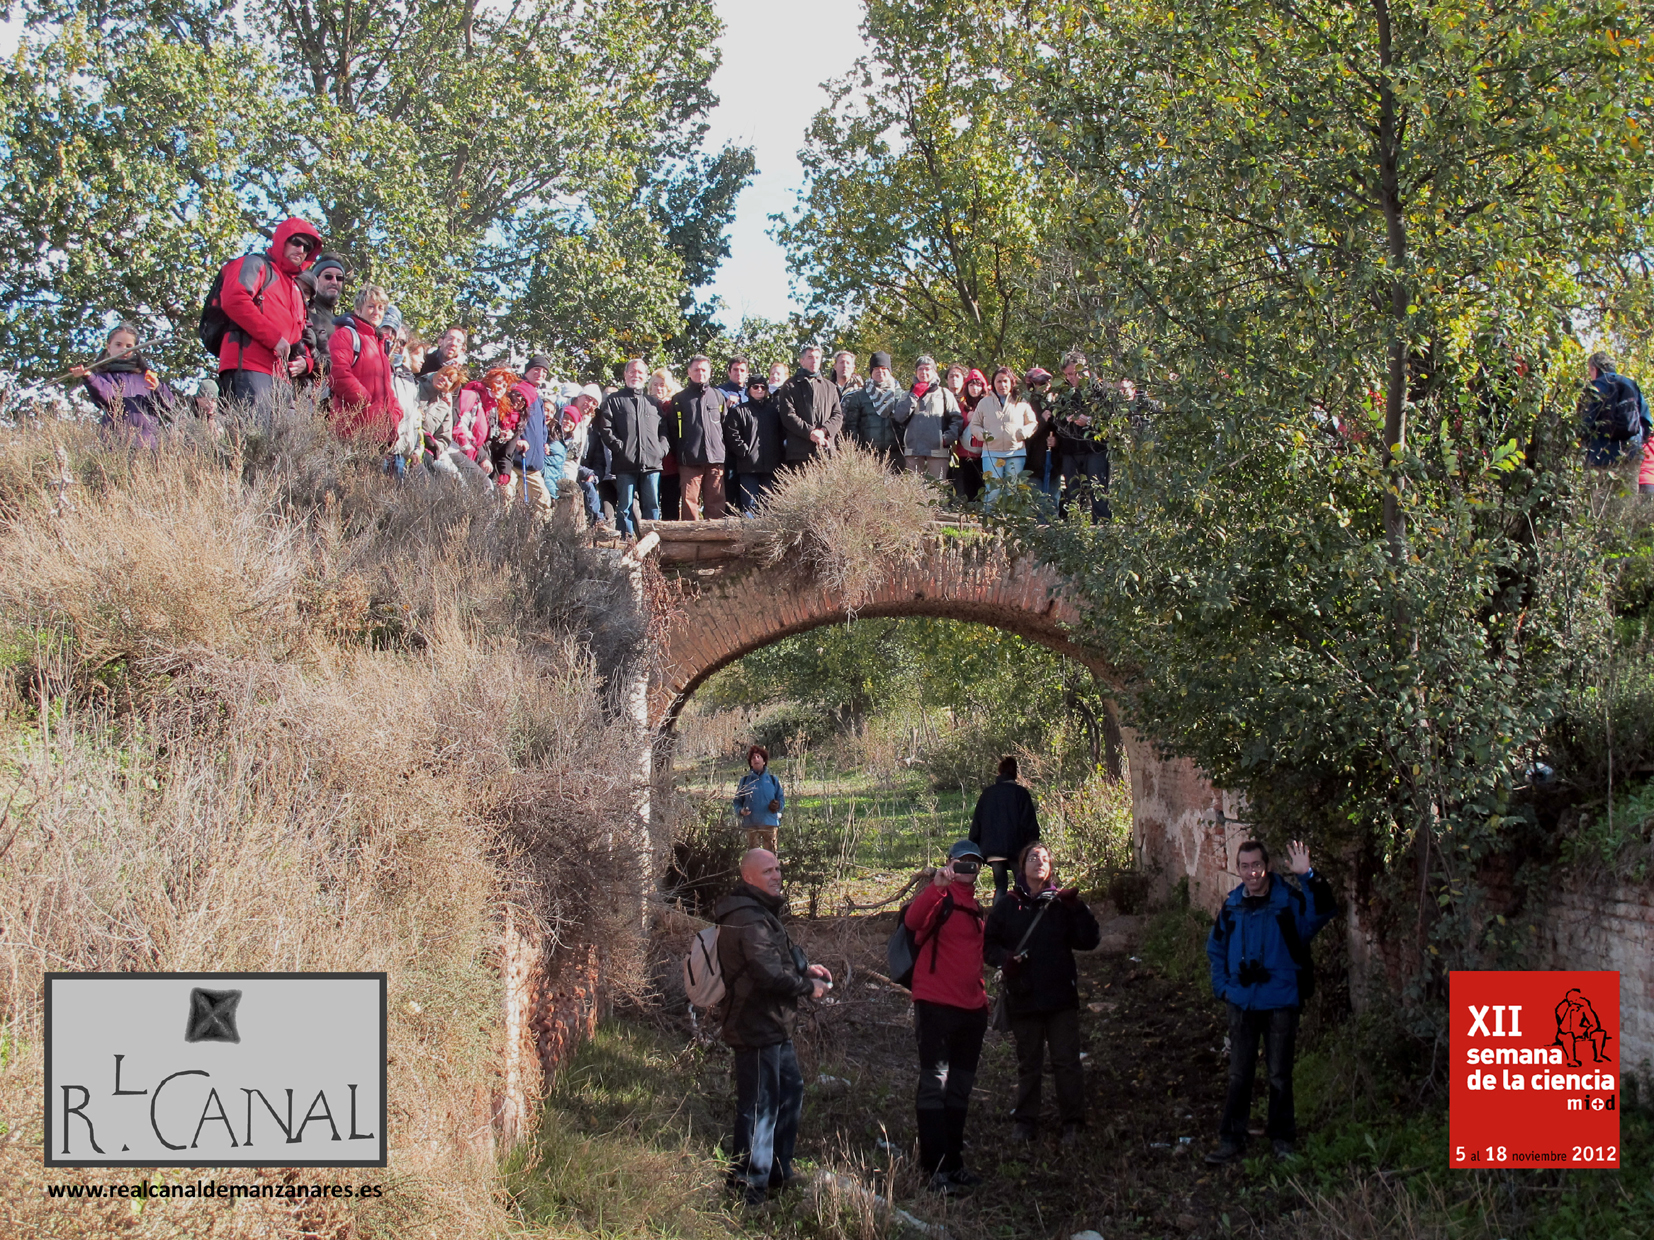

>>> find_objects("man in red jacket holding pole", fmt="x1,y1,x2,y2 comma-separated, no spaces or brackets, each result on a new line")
215,217,323,406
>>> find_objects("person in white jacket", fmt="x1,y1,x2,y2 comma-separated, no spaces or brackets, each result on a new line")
970,366,1039,507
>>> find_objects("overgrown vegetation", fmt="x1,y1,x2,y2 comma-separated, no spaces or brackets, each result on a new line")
752,443,938,612
0,403,650,1238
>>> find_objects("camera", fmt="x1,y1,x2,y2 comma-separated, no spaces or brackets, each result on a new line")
1237,959,1272,987
950,860,981,877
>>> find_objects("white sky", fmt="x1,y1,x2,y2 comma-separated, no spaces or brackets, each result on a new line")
700,0,868,327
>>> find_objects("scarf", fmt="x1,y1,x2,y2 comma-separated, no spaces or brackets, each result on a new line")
865,376,900,420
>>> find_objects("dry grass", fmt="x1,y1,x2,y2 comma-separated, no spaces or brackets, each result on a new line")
0,404,653,1238
752,444,937,612
1267,1173,1511,1240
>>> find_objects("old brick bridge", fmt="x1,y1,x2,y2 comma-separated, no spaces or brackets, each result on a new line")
495,517,1654,1141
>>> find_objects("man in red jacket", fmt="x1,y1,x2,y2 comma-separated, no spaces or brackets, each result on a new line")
903,839,991,1193
216,216,323,405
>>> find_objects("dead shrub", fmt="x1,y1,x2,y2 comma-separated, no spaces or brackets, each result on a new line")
0,403,654,1239
752,442,937,611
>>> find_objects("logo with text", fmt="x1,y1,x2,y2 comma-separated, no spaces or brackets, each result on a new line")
46,973,386,1168
1449,970,1618,1169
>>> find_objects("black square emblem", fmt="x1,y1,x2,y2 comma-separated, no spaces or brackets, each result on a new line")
185,988,242,1043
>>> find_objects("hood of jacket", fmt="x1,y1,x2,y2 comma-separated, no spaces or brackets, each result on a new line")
270,217,323,277
714,881,787,922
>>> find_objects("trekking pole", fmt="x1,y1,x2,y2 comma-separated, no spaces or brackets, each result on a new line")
40,324,191,387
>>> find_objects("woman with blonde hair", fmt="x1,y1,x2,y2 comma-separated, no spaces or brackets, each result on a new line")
648,367,683,521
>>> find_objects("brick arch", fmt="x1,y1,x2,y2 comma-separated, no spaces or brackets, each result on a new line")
649,532,1116,731
639,520,1239,925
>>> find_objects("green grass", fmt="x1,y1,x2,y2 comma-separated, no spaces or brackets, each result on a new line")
504,1022,738,1238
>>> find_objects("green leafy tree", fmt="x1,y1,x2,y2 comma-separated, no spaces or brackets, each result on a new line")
0,0,743,379
1004,0,1654,995
775,0,1064,368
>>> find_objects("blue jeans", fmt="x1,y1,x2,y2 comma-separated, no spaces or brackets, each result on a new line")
736,471,777,516
730,1041,804,1191
612,470,660,537
983,450,1026,508
577,468,602,524
219,368,275,409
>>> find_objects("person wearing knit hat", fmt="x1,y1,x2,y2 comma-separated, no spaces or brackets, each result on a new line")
297,252,347,387
524,353,553,384
843,350,903,470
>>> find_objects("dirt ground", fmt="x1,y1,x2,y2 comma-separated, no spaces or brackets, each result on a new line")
657,900,1250,1240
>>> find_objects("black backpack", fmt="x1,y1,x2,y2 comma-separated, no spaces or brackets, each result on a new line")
199,254,273,359
887,891,983,987
1587,374,1642,442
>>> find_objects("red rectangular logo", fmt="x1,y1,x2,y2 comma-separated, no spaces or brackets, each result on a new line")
1449,971,1619,1169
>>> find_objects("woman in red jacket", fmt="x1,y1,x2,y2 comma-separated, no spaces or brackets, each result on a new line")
903,839,990,1193
328,285,399,446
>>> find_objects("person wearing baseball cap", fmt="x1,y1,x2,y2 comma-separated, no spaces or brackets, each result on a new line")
1024,367,1060,503
903,838,991,1193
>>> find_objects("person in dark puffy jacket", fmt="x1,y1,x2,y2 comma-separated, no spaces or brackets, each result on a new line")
714,849,832,1208
594,357,667,537
903,839,991,1194
327,284,399,446
1579,350,1650,469
724,376,786,515
666,354,728,518
215,216,321,406
968,755,1040,902
1204,838,1337,1164
983,842,1100,1144
75,321,180,449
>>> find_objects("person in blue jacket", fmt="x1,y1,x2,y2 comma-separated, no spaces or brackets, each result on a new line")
1204,838,1337,1164
734,744,785,852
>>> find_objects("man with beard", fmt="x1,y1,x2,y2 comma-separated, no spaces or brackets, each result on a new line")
296,252,347,387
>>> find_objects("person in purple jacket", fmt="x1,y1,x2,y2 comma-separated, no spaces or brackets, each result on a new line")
72,321,179,448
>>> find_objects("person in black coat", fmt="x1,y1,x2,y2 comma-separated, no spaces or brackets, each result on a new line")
724,376,787,515
983,841,1101,1144
594,357,668,537
968,756,1040,902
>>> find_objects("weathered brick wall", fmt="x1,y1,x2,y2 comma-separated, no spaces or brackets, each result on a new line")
1123,729,1249,912
496,912,603,1147
1538,882,1654,1075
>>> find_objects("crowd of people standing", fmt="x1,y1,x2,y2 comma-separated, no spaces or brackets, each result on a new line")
711,755,1337,1206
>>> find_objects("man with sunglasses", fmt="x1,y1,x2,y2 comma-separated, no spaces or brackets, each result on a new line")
214,216,324,406
724,374,785,515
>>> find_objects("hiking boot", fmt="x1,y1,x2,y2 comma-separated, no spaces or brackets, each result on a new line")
1272,1139,1297,1160
768,1169,803,1192
1204,1142,1243,1166
740,1185,768,1210
925,1171,957,1194
1010,1121,1036,1142
1060,1122,1083,1147
947,1166,983,1189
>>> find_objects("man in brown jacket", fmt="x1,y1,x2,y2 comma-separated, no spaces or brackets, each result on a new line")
713,849,833,1206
